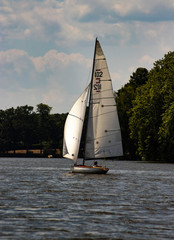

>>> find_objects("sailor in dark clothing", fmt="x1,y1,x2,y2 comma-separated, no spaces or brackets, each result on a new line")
93,161,98,167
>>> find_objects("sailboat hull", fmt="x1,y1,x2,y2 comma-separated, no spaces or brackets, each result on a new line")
72,165,109,174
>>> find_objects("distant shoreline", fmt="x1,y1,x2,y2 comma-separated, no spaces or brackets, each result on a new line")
0,149,62,158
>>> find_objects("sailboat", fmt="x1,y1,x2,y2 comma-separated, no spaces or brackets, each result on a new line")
63,38,123,174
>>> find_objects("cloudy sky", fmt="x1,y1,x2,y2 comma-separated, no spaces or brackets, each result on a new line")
1,0,174,113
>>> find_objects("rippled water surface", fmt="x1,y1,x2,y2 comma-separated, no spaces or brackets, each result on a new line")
0,158,174,239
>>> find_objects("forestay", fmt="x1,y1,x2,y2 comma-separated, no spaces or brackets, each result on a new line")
85,40,123,159
63,85,90,163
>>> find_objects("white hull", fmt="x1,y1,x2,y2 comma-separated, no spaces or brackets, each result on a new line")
72,165,109,174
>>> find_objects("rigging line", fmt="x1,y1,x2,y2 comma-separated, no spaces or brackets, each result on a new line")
101,104,116,107
94,65,109,69
86,132,120,141
91,102,100,104
69,113,84,122
105,129,121,132
100,79,111,81
91,96,115,100
88,110,117,118
90,102,116,107
92,94,115,98
95,57,106,61
85,67,92,88
86,142,122,151
92,88,115,95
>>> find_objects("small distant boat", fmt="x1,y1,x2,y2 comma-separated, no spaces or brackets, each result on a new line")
63,38,123,174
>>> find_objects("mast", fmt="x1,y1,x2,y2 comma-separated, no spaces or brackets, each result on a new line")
88,37,98,103
83,38,98,163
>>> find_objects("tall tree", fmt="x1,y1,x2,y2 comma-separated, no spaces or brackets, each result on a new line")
36,103,52,145
116,68,148,159
14,105,38,152
36,103,52,116
129,52,174,161
0,108,17,153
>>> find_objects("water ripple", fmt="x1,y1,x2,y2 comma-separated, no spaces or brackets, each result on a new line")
0,158,174,239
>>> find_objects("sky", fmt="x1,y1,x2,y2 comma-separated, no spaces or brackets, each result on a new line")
1,0,174,114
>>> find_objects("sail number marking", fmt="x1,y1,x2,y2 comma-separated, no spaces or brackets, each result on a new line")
94,69,103,92
94,83,102,92
95,71,103,78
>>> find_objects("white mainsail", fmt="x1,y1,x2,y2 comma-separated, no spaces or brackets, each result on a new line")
85,39,123,159
63,85,90,163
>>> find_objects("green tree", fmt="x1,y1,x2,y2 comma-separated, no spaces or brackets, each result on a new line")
0,108,17,153
36,103,52,115
0,104,68,156
13,105,38,152
129,52,174,161
158,103,174,161
36,103,52,146
36,103,66,155
116,68,148,159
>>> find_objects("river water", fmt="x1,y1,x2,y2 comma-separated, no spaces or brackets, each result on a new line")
0,158,174,240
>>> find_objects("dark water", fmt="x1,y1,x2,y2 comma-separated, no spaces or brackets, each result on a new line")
0,158,174,240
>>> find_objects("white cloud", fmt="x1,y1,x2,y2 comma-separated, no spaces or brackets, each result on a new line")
111,71,122,90
0,49,33,75
138,55,155,67
160,43,172,53
0,48,91,112
129,66,136,75
1,0,174,112
112,0,174,17
31,50,91,72
128,55,155,78
1,0,174,46
0,0,63,41
64,0,91,19
113,0,140,16
24,28,31,36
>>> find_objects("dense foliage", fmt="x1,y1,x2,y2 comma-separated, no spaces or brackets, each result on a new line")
1,51,174,161
0,104,67,156
116,52,174,162
116,68,148,159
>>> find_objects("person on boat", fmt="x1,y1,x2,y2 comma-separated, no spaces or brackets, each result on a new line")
93,161,98,167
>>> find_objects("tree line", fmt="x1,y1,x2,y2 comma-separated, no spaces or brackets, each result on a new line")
0,51,174,161
116,51,174,162
0,103,67,157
